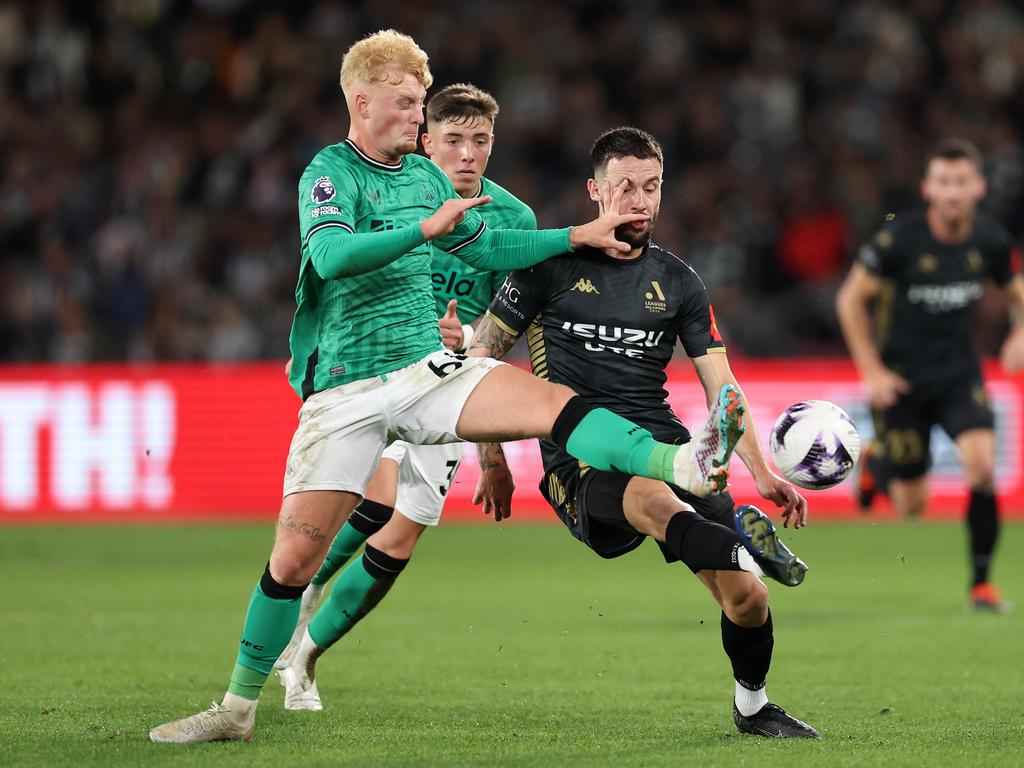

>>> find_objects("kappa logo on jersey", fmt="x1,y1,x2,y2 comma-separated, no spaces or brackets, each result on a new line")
421,184,438,204
561,322,665,358
311,176,336,204
644,280,667,312
570,278,600,294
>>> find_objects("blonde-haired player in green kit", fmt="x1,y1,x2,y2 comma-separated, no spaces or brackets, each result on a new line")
273,83,531,710
149,30,745,744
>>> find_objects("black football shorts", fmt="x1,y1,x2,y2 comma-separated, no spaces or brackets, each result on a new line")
540,467,735,570
872,370,994,480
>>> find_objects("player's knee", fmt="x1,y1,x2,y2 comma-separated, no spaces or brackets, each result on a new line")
367,516,425,559
267,548,319,587
623,478,681,539
724,576,768,626
965,460,995,491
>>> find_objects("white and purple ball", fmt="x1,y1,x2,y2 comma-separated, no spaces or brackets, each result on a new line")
769,400,861,490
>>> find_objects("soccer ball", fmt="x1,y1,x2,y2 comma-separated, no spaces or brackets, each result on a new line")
769,400,861,490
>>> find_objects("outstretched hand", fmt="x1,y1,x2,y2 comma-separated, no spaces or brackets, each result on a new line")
755,470,809,528
421,196,492,241
570,179,648,253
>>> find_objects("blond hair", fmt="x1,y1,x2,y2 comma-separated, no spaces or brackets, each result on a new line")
340,29,433,95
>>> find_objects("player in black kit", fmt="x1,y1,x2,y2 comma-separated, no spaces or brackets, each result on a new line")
470,127,819,738
836,139,1024,612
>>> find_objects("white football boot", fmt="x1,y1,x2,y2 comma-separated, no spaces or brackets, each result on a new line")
278,629,324,711
274,582,325,670
149,696,256,744
672,383,745,497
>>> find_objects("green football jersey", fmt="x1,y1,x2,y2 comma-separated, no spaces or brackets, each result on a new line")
430,176,537,322
288,139,559,399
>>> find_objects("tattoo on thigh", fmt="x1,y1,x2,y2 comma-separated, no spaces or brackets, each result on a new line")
278,515,328,543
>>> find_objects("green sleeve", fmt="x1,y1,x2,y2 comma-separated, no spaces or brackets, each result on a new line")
445,226,572,271
308,225,427,279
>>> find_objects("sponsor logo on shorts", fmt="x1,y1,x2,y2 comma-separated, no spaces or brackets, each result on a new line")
329,365,346,376
311,176,336,204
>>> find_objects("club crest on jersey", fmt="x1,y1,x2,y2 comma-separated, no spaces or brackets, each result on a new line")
311,176,336,204
644,280,667,312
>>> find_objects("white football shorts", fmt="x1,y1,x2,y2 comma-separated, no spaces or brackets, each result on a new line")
378,440,465,526
283,349,500,499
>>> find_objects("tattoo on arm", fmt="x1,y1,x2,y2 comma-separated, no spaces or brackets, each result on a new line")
468,315,520,360
477,442,508,471
278,515,328,543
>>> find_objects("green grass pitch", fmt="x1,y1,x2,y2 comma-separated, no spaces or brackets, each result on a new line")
1,520,1021,767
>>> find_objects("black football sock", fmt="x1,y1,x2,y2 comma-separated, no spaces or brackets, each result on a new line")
664,511,745,572
721,610,774,694
966,488,999,586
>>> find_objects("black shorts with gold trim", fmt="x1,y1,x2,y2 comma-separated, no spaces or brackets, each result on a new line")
540,465,735,567
872,368,994,480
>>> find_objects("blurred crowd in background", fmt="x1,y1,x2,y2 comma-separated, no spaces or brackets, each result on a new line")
2,0,1023,364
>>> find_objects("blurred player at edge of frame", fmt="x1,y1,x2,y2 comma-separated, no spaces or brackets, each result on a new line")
836,138,1024,612
149,30,744,744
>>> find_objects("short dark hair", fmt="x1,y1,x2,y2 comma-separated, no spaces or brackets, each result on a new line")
926,138,983,172
591,127,664,172
426,83,499,127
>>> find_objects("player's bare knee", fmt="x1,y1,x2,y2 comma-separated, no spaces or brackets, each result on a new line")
725,577,769,626
268,545,322,586
367,516,424,559
623,478,683,539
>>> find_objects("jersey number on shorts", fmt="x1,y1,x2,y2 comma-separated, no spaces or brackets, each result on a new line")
428,351,467,378
439,459,459,497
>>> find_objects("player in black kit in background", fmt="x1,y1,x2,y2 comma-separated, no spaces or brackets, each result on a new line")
470,127,819,738
836,139,1024,612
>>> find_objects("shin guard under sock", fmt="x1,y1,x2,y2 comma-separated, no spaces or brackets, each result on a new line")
228,564,308,699
310,500,394,587
307,544,408,650
664,511,745,572
721,610,774,693
551,396,678,482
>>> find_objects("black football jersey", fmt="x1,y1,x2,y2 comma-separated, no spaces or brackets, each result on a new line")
857,208,1019,382
486,243,725,482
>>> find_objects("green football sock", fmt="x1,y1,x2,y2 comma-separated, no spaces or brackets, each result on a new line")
227,572,305,700
308,544,408,649
562,406,678,482
311,500,395,586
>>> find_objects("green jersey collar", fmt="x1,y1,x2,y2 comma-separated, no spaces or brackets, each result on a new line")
343,139,404,172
